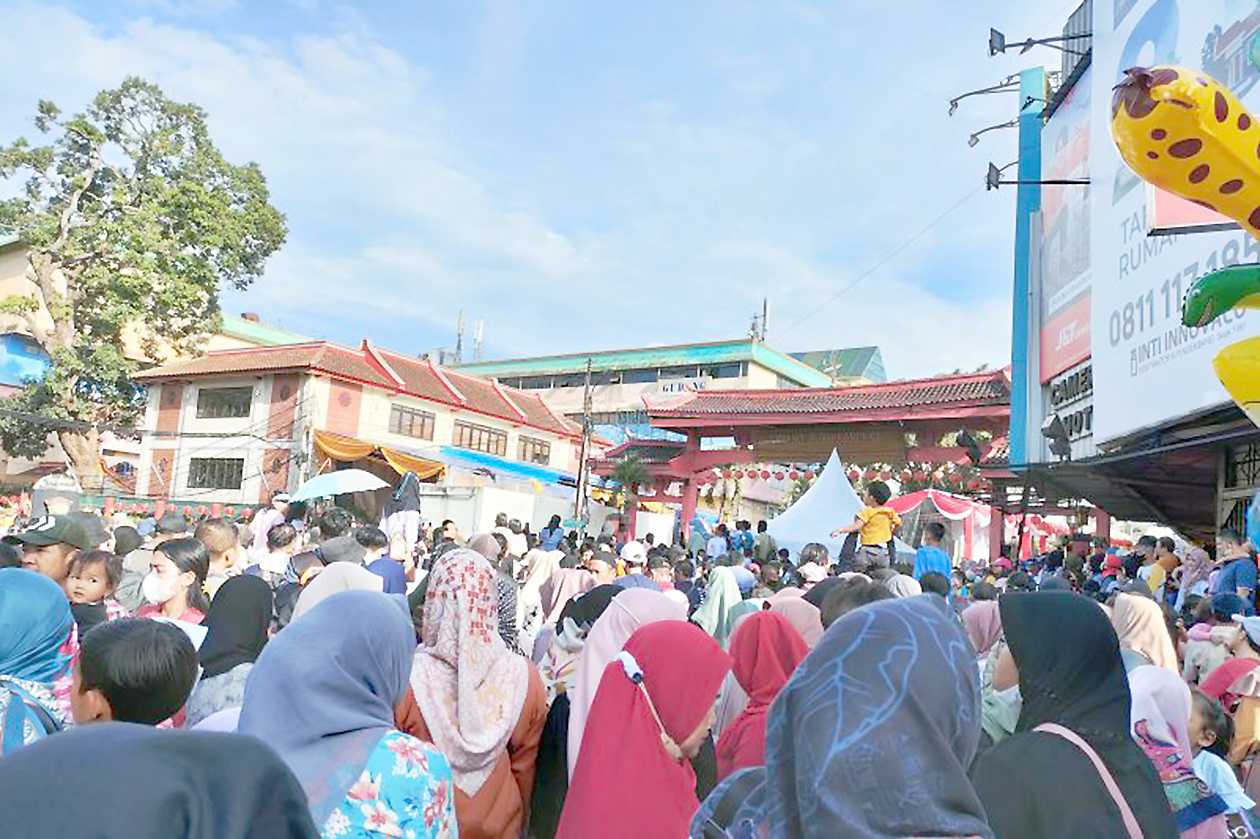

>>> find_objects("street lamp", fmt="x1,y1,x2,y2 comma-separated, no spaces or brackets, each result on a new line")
990,27,1090,57
986,160,1090,190
948,75,1020,115
968,119,1018,147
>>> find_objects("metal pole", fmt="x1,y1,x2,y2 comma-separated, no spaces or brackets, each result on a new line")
573,358,593,532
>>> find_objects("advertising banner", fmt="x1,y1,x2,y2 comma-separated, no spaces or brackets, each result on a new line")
1089,0,1260,443
1040,67,1093,383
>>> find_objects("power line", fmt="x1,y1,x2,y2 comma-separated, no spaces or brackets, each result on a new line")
785,184,984,331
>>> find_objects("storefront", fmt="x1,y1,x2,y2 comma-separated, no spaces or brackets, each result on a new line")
1003,0,1260,542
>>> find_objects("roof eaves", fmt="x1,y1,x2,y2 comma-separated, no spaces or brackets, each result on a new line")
491,379,528,421
426,358,466,404
360,339,405,389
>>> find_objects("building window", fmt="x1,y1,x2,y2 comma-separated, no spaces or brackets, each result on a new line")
518,376,553,390
187,457,245,490
453,421,507,456
704,362,744,379
389,404,435,440
659,365,700,380
518,435,551,465
621,368,658,384
195,386,253,419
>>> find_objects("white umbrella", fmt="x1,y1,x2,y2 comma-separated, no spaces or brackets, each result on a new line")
290,469,390,503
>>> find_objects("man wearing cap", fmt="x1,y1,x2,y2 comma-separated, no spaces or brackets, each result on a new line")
1212,528,1256,615
248,491,290,564
7,512,107,584
114,512,190,612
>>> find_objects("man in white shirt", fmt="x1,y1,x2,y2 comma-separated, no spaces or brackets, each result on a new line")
706,524,731,560
248,491,290,563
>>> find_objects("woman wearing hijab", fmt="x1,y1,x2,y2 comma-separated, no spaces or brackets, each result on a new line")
530,568,596,664
404,549,546,839
1112,591,1180,673
0,568,72,756
971,592,1178,838
695,595,993,838
692,565,744,648
529,583,623,839
715,611,809,780
1176,548,1214,613
0,724,320,838
884,573,923,598
240,590,455,837
566,587,687,777
185,576,274,728
1128,665,1228,837
380,471,423,559
558,620,731,839
290,562,382,623
962,600,1004,660
766,589,824,648
519,550,564,650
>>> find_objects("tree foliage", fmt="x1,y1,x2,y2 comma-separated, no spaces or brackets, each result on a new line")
0,78,286,477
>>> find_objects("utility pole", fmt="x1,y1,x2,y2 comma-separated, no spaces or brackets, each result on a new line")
573,357,594,531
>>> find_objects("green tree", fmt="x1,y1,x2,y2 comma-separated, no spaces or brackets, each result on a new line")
610,455,650,512
0,78,286,483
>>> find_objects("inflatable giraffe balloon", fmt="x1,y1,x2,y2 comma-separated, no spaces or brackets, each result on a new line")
1110,65,1260,428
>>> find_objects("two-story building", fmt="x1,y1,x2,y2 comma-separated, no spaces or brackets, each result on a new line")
132,339,586,513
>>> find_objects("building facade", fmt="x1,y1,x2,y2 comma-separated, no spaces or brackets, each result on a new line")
133,340,585,506
1000,0,1260,542
455,338,838,431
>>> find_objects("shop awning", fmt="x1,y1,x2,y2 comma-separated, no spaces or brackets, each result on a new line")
313,430,445,480
434,445,576,487
889,489,992,526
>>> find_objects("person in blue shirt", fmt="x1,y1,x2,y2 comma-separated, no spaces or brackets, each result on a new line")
1211,527,1257,616
538,515,566,551
913,522,952,581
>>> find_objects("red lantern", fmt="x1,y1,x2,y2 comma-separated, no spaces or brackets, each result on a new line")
967,479,980,490
225,506,236,518
182,505,192,517
847,468,860,482
804,471,815,480
864,470,876,482
240,508,254,520
197,505,208,516
733,470,744,479
788,470,799,481
774,471,784,480
760,470,771,480
722,470,732,479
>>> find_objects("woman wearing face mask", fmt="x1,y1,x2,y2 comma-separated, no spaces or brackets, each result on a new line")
135,538,210,624
971,592,1177,838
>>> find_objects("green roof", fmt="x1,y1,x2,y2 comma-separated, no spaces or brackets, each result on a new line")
456,338,832,387
219,314,311,346
790,346,886,382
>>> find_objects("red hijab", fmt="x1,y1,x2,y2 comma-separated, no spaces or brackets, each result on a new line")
1199,656,1260,707
714,611,809,780
557,620,731,839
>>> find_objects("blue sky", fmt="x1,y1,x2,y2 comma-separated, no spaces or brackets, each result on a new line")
0,0,1083,378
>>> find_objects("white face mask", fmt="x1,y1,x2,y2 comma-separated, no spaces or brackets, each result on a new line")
141,572,177,605
991,683,1022,710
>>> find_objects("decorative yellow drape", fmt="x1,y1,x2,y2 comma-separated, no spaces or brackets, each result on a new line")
313,430,445,480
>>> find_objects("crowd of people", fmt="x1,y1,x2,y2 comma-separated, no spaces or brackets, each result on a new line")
1,475,1260,838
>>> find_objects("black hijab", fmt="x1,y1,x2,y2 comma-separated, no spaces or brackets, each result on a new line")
971,592,1177,839
0,723,318,838
557,583,622,630
801,576,842,609
198,575,274,679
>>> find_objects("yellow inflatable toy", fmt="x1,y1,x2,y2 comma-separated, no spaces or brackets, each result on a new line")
1110,65,1260,427
1214,337,1260,427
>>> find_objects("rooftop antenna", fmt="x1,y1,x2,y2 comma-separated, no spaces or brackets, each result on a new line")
454,310,465,364
761,297,769,341
473,319,484,361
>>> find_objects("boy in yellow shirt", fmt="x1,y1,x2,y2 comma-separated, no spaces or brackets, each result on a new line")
831,481,901,571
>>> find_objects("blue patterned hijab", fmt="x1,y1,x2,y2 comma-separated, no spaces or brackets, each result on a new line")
238,590,415,826
693,594,992,838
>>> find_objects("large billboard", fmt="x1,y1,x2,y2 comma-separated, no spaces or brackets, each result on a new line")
1040,66,1093,384
1089,0,1260,443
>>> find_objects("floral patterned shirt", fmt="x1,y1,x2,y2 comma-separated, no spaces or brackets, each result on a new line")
321,730,457,839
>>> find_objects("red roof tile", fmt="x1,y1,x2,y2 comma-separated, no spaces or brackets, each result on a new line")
648,369,1010,418
136,341,580,439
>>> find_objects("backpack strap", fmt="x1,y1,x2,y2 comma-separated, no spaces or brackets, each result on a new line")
2,682,61,755
1034,723,1142,839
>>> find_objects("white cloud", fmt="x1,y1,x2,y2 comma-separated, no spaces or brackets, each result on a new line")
0,1,1033,380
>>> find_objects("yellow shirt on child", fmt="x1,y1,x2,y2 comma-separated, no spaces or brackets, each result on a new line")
857,506,901,545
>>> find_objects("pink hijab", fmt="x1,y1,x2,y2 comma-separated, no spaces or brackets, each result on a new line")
410,549,530,795
565,588,686,777
766,593,824,648
961,600,1003,657
540,568,596,624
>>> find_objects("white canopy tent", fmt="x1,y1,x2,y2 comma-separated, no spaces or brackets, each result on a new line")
767,449,914,563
